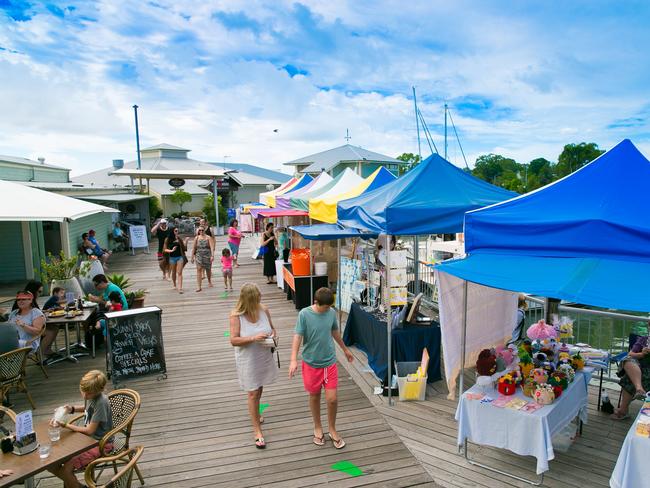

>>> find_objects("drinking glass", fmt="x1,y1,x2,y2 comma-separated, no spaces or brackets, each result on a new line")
39,443,51,459
48,427,61,442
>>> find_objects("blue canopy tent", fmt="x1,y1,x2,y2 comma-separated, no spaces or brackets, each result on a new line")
290,224,377,241
437,139,650,312
337,153,517,235
337,153,516,403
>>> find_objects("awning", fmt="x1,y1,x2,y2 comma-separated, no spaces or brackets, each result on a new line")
291,169,358,211
290,224,378,241
78,194,151,203
259,177,299,207
276,172,331,210
0,180,118,222
255,209,309,218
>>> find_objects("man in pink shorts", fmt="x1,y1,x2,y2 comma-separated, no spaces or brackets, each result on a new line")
289,287,354,449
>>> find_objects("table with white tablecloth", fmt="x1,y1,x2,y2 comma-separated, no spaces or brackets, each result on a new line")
456,369,593,475
610,408,650,488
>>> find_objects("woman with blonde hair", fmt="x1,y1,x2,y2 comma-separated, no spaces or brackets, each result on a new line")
229,283,278,449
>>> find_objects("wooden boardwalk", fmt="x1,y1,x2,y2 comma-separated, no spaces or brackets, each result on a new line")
12,237,437,487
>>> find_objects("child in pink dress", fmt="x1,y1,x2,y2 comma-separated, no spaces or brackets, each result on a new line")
221,248,234,291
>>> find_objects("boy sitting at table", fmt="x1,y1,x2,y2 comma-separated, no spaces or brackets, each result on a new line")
43,287,66,311
49,370,113,488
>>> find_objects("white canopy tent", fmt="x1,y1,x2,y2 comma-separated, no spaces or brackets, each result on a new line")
0,179,118,222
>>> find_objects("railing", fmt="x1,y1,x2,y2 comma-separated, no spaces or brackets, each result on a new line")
523,295,648,380
406,256,438,306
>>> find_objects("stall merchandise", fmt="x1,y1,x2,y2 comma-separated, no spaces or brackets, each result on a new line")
282,263,328,310
343,302,441,384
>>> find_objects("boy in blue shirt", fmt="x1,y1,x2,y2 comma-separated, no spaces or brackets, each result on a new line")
289,287,354,449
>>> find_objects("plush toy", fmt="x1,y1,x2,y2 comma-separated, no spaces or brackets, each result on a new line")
541,361,556,376
527,320,557,341
558,351,571,362
521,339,532,355
572,352,585,370
519,353,534,378
557,363,576,383
540,347,555,362
476,349,497,376
497,374,517,395
530,367,548,385
549,371,569,390
533,352,547,368
534,383,555,405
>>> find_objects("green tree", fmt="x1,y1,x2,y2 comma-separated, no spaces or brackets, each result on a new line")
169,189,192,215
472,154,521,185
396,152,421,175
556,142,604,178
148,195,163,220
202,194,227,227
525,157,554,191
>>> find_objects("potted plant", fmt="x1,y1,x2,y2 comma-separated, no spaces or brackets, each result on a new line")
130,289,146,309
107,274,146,308
40,251,83,298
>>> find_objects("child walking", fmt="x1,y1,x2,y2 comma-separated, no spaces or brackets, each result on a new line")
221,248,234,291
49,370,113,488
289,287,354,449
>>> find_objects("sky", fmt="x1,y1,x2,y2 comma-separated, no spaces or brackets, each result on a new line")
0,0,649,176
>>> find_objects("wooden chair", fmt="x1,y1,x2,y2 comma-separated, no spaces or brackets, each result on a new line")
85,445,144,488
0,347,35,409
0,405,17,422
70,389,144,485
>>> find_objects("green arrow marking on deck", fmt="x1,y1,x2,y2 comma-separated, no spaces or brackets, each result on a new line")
223,332,230,337
220,291,229,298
331,461,363,477
259,403,269,414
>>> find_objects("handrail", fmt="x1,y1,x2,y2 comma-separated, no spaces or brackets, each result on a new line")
525,294,648,322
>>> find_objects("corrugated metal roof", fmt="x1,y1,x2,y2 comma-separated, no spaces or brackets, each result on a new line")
141,144,190,152
284,144,402,173
0,155,70,171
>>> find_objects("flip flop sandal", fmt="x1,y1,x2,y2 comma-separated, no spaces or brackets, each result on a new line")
259,416,264,424
313,435,325,446
610,412,630,420
255,437,266,449
328,433,346,449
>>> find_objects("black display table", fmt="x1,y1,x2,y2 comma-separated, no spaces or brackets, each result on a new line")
343,302,441,384
282,263,329,309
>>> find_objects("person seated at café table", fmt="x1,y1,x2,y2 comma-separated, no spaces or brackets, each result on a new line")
48,370,113,488
88,274,128,310
7,291,45,353
82,231,110,268
611,333,650,420
43,286,66,311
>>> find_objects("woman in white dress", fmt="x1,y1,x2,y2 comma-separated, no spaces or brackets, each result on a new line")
229,283,278,449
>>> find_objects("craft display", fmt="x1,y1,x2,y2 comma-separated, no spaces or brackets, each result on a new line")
530,368,548,385
571,352,585,370
557,317,574,340
521,339,532,355
476,375,494,394
527,320,557,340
497,374,517,395
519,353,534,378
557,363,576,383
476,349,497,376
534,383,555,405
549,371,569,391
552,385,563,399
522,378,537,397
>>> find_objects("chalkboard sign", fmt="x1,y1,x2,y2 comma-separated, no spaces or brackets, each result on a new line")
105,306,167,385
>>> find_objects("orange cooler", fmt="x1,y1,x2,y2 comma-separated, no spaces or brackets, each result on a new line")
291,248,311,276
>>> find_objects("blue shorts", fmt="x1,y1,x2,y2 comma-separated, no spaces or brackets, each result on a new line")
169,256,183,264
228,242,240,255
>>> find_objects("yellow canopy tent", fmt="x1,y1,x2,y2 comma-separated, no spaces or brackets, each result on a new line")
308,167,397,223
259,177,298,207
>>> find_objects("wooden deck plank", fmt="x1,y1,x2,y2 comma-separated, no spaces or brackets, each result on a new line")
9,237,435,487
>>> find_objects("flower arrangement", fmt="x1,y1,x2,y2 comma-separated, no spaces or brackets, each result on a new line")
530,368,548,385
522,378,537,397
557,363,576,383
527,320,557,341
548,371,569,391
534,383,555,405
497,374,517,395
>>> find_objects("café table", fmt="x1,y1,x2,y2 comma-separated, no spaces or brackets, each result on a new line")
0,419,97,488
46,309,94,364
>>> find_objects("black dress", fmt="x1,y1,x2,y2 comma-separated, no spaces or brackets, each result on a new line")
262,232,276,278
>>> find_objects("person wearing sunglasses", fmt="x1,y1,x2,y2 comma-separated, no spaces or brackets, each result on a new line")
191,226,215,292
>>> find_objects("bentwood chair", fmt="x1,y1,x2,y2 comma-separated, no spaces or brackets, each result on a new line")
0,347,35,409
26,326,49,378
70,389,144,485
85,446,144,488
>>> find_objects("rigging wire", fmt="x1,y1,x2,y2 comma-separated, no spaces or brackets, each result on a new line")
447,109,470,170
417,108,439,156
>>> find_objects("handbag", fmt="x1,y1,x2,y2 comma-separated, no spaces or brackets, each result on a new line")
258,245,267,256
270,336,280,368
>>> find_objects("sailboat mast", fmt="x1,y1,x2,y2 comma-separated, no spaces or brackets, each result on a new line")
444,103,448,160
413,86,421,161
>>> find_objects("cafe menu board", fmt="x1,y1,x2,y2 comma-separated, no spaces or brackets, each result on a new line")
105,306,166,384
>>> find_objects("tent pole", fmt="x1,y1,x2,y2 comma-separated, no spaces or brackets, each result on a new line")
309,218,313,305
337,239,342,326
213,177,220,234
414,235,420,295
459,279,468,398
386,235,393,406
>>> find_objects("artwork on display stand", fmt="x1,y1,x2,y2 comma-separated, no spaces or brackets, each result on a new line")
388,250,408,306
338,256,362,313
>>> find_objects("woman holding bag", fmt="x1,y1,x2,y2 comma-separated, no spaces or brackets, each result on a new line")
260,222,278,284
230,283,279,449
164,226,188,294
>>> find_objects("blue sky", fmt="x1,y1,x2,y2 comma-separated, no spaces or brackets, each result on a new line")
0,0,649,174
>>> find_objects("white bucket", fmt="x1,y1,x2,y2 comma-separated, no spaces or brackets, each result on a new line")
314,262,327,276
